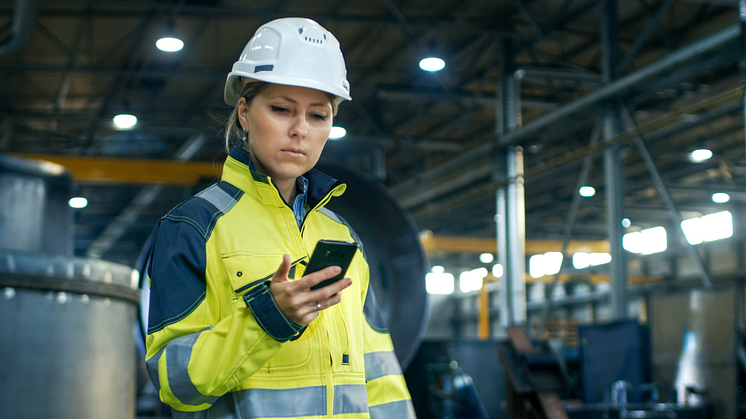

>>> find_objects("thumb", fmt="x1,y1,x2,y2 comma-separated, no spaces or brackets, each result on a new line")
272,254,292,283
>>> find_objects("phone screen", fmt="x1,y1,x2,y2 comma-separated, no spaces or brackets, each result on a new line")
306,240,358,290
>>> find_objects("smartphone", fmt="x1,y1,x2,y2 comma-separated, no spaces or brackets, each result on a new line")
306,240,358,290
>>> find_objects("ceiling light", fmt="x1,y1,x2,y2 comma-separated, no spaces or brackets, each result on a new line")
419,57,445,72
712,192,730,203
479,253,494,263
328,126,346,139
156,37,184,52
69,197,88,209
622,218,631,228
579,186,595,197
690,148,712,162
113,114,137,129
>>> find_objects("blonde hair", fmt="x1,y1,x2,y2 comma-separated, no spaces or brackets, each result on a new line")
223,79,340,153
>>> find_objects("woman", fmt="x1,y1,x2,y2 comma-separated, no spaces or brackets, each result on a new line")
144,17,416,419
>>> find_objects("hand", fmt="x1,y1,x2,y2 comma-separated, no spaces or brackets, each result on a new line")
269,254,352,326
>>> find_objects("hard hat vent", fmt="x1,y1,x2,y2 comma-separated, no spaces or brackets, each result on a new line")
304,36,324,44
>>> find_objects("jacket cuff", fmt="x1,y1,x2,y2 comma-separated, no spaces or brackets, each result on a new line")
243,281,305,342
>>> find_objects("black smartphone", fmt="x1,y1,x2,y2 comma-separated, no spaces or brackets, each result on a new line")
306,240,358,290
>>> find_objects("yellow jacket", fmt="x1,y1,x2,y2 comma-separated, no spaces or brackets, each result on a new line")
145,147,415,418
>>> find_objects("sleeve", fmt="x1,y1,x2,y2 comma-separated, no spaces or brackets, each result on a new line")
143,216,297,412
361,268,418,419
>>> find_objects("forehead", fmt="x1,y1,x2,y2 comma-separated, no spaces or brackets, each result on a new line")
259,83,332,107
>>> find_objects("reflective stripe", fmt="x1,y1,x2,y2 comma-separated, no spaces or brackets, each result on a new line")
234,386,327,418
197,185,239,213
166,328,219,406
364,351,403,381
333,384,369,415
369,399,417,419
145,346,166,392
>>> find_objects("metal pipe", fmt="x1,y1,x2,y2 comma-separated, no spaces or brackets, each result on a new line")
0,0,40,56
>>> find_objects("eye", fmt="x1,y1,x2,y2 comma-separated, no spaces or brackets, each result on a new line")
312,113,328,121
271,106,289,113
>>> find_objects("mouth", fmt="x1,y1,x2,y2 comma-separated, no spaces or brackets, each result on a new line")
281,149,306,158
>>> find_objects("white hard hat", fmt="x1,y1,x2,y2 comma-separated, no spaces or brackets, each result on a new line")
224,17,351,106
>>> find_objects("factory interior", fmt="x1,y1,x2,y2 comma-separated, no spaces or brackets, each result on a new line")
3,0,746,418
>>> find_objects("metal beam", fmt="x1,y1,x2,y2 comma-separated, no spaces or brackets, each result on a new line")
11,151,221,185
420,234,610,254
390,23,742,200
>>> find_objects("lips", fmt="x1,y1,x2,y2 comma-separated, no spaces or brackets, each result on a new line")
282,149,305,158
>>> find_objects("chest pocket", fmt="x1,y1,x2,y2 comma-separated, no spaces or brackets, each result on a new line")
223,251,314,373
222,251,305,294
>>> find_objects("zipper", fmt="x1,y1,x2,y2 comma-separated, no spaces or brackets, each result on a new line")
300,184,343,236
336,304,350,366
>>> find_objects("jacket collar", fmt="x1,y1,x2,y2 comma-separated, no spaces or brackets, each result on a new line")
222,147,345,208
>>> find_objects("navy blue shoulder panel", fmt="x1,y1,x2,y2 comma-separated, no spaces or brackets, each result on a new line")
164,182,243,241
146,182,242,334
316,207,366,260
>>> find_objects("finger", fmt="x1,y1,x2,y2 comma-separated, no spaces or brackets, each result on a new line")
272,254,292,283
311,277,352,300
320,292,344,310
303,265,342,288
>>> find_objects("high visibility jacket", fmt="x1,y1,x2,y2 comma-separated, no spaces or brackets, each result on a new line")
145,147,416,419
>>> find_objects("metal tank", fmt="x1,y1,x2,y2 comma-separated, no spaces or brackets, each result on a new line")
0,154,138,419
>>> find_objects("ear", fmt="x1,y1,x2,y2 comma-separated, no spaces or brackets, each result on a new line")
237,97,250,130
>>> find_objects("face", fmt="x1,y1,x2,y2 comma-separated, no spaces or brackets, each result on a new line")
238,84,334,185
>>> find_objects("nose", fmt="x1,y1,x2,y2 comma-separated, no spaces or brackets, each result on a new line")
290,114,308,138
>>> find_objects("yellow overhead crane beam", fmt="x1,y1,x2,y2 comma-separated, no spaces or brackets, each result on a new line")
419,231,610,254
11,153,223,186
13,153,653,283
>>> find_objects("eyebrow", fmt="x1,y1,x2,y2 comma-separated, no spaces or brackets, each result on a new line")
275,95,329,108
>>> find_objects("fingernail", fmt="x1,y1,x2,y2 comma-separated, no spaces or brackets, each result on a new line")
332,266,341,274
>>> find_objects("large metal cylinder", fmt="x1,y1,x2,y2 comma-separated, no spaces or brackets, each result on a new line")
0,155,138,419
0,155,74,256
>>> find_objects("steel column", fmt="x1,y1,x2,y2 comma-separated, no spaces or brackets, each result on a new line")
601,0,628,319
497,37,527,327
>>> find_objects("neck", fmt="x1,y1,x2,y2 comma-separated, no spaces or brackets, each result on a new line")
275,179,298,206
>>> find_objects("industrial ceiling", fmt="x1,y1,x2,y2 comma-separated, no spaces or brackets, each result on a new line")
1,0,744,269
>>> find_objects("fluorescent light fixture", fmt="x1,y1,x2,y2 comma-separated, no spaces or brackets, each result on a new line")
579,186,596,197
328,126,347,139
156,37,184,52
529,252,563,278
426,271,454,294
68,197,88,209
690,148,712,162
459,268,487,293
623,226,667,255
573,252,612,269
419,57,445,72
479,253,494,263
712,192,730,203
113,114,137,129
682,211,733,244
